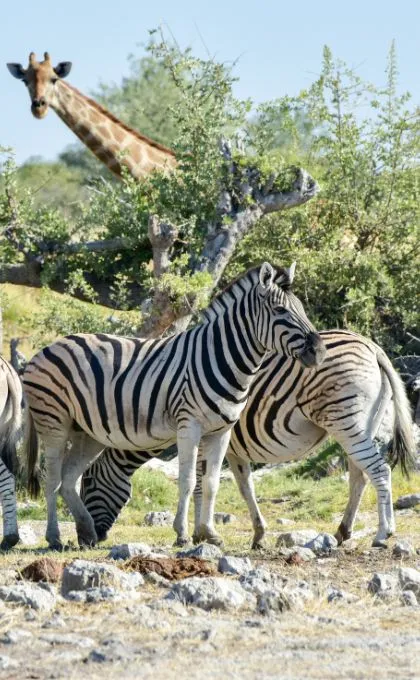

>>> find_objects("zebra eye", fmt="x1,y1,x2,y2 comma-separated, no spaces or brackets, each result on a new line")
51,78,58,84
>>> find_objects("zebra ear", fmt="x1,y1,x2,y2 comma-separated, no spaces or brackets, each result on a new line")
259,262,275,290
285,261,297,285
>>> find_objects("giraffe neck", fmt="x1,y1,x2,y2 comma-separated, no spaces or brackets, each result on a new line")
51,80,176,179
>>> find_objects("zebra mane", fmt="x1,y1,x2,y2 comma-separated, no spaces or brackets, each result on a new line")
201,263,293,322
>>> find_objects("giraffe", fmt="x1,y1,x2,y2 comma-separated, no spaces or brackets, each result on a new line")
7,52,177,180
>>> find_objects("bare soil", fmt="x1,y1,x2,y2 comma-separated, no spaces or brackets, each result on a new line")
0,519,419,680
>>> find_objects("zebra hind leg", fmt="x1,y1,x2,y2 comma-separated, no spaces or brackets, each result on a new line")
334,458,368,544
0,460,19,550
61,433,104,548
345,438,394,547
226,453,267,549
44,441,67,550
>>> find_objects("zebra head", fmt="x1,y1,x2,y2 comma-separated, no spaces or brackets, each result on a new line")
256,262,326,367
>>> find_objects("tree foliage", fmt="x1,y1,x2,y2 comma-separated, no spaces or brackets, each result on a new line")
0,38,419,354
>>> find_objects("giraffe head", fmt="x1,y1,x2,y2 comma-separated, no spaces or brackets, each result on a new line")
7,52,72,119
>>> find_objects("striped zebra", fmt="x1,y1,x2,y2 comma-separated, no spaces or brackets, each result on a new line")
80,330,416,548
23,262,325,549
0,356,24,550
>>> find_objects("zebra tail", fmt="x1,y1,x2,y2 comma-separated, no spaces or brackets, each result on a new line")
376,347,417,477
0,373,22,475
25,410,41,498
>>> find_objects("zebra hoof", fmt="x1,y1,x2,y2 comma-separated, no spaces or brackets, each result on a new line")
0,533,20,551
173,537,190,547
251,541,264,551
372,539,388,549
95,527,108,542
48,541,65,552
334,522,351,545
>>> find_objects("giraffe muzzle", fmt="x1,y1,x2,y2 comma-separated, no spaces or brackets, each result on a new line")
31,98,48,118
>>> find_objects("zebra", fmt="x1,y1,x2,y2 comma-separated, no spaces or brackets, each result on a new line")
22,262,325,550
0,356,24,550
80,330,416,548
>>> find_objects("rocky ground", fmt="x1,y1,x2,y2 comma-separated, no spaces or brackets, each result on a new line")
0,513,419,680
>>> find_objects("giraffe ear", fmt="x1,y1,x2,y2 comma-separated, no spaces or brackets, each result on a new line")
259,262,275,290
7,63,26,80
54,62,72,79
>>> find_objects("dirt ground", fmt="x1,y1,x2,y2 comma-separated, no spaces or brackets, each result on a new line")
0,519,419,680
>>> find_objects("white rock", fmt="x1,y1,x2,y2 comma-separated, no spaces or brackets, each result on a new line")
168,576,248,610
144,511,175,527
392,540,415,559
61,559,144,597
0,584,56,611
304,533,338,555
0,629,33,644
176,543,223,560
399,567,420,595
258,581,314,615
327,587,359,604
218,556,253,576
276,529,319,548
400,591,418,607
0,655,18,670
368,572,399,597
214,512,236,525
108,543,153,560
17,524,38,546
278,546,316,562
276,518,294,526
394,493,420,510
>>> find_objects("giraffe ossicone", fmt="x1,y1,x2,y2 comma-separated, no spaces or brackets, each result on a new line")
7,52,177,180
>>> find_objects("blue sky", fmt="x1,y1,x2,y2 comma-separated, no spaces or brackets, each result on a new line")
2,0,419,164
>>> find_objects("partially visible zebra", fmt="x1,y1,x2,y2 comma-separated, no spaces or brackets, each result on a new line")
0,356,24,550
23,262,325,549
80,330,416,548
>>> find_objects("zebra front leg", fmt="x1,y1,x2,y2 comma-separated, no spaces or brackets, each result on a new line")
195,429,232,546
0,465,19,550
226,453,267,549
335,458,368,544
173,422,201,546
192,451,204,545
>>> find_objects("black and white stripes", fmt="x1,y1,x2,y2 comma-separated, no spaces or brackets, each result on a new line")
23,262,324,549
80,330,416,548
0,356,24,550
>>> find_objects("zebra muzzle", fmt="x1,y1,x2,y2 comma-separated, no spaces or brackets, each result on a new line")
297,332,326,368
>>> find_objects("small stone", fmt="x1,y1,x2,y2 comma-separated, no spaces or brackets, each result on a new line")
276,518,294,526
176,543,223,560
394,493,420,510
218,556,253,576
17,524,38,546
0,584,56,611
400,590,418,607
393,540,415,559
279,547,316,563
276,529,318,548
327,587,359,604
168,576,248,611
257,589,295,615
143,511,175,527
214,512,236,525
61,559,144,597
0,629,33,644
40,633,95,648
368,572,399,597
399,567,420,595
108,543,152,560
240,568,283,597
304,533,338,555
42,614,66,629
0,655,18,670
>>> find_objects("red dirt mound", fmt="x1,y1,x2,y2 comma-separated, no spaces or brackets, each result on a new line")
125,556,218,580
20,557,64,583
